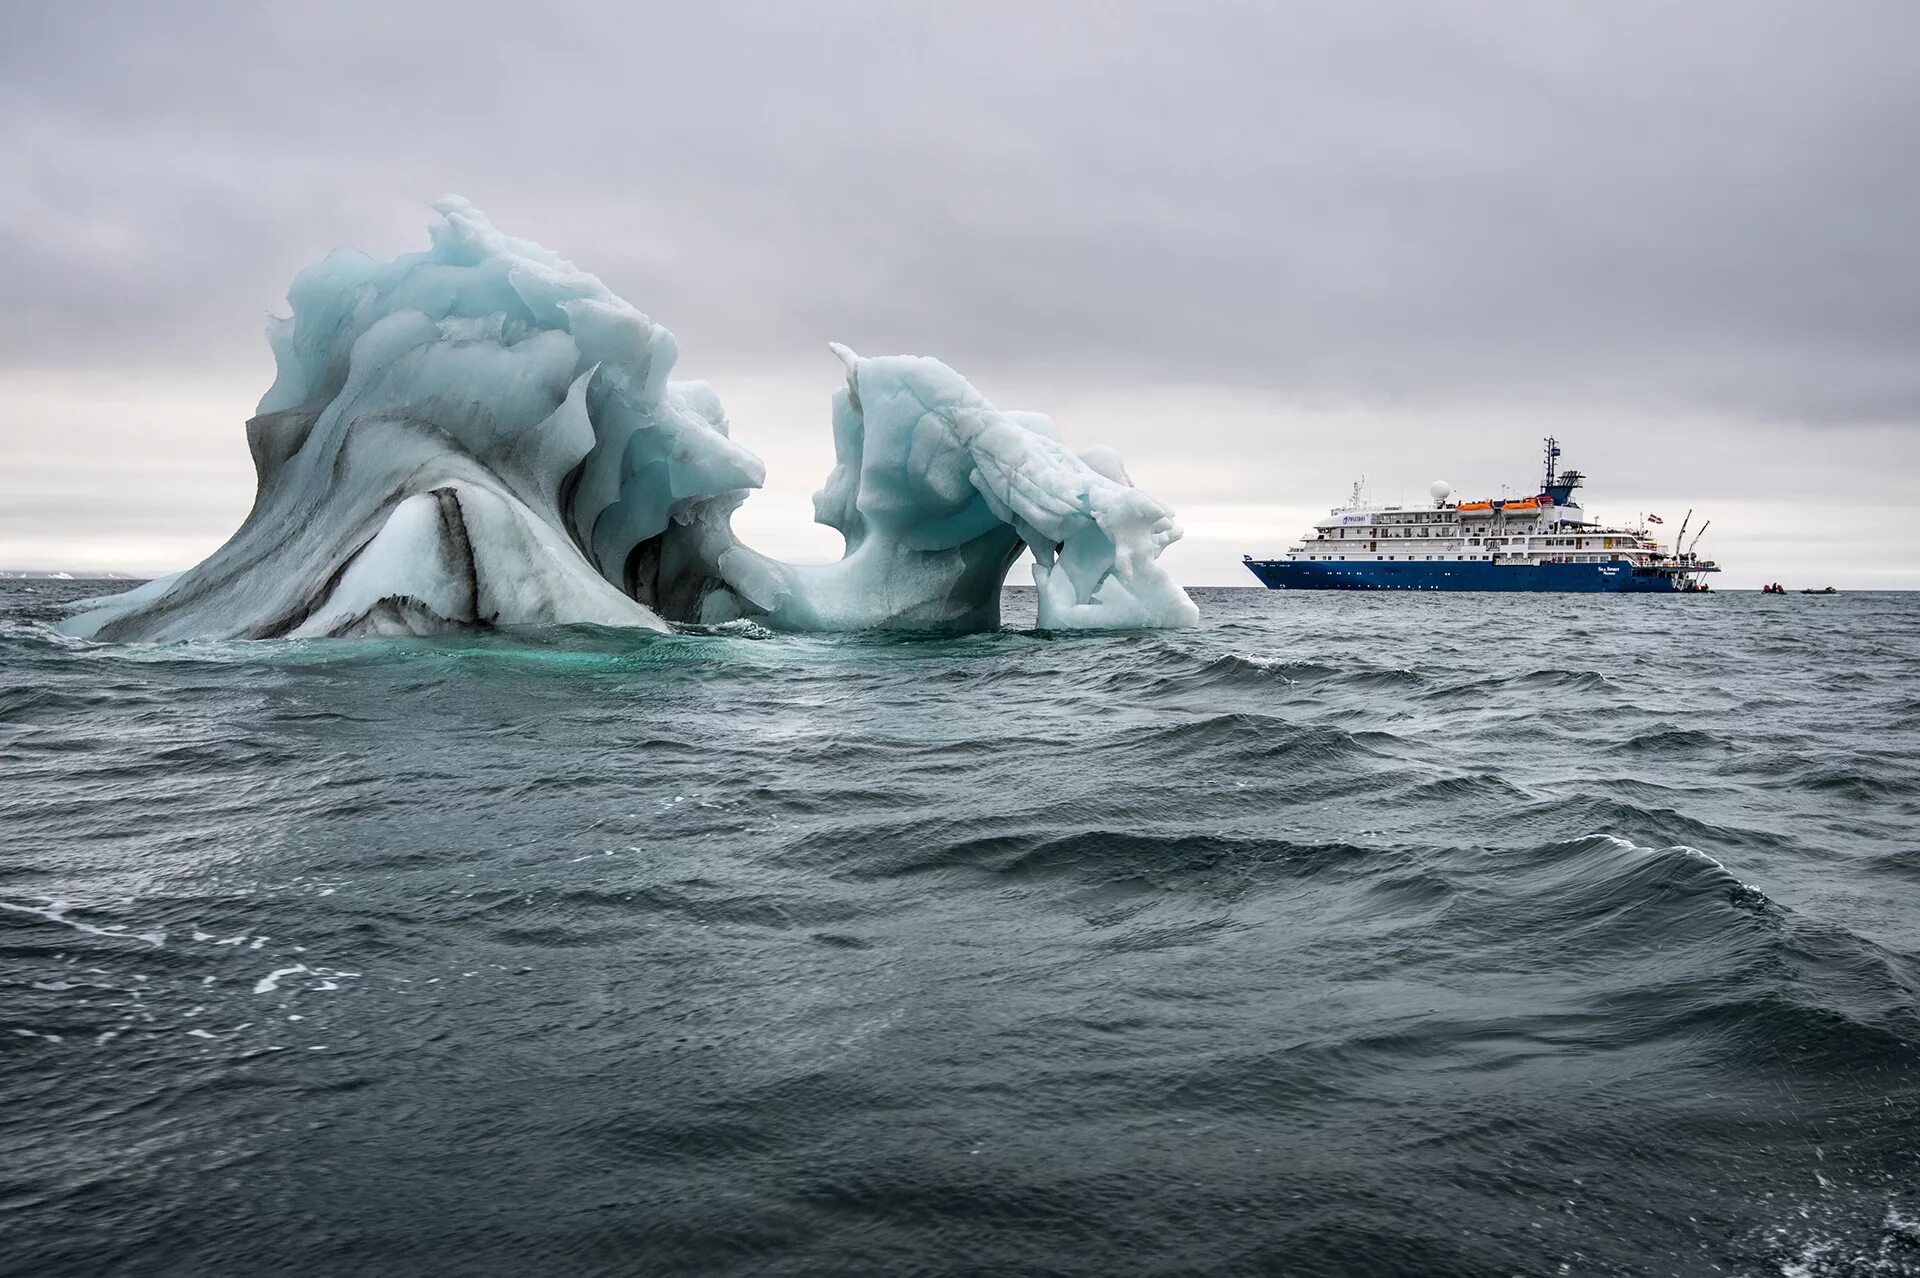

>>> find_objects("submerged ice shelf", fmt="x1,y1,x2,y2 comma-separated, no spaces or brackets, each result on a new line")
63,198,1198,641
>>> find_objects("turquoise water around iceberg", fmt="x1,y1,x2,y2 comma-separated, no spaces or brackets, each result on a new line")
3,581,1918,1276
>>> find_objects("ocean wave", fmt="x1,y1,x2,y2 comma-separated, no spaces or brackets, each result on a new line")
8,581,1920,1275
1621,725,1735,754
1095,712,1407,765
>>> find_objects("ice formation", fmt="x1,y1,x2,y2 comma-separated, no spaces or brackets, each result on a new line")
62,199,1197,641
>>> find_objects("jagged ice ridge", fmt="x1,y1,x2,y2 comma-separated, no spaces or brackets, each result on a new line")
63,199,1198,641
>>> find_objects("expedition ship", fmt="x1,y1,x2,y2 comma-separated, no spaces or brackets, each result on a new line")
1242,439,1719,593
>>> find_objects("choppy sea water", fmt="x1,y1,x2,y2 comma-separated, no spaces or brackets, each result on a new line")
3,579,1918,1277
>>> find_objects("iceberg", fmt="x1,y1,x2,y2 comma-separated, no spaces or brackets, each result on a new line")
62,199,1197,641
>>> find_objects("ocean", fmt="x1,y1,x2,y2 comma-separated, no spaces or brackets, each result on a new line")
3,580,1917,1276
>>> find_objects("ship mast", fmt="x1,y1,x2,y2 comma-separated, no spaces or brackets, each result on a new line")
1540,438,1583,508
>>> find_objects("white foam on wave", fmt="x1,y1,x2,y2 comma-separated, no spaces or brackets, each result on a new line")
0,898,165,948
1573,836,1772,899
253,965,307,994
252,963,360,994
1761,1194,1920,1277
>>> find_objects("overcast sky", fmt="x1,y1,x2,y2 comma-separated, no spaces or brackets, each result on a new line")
4,1,1918,586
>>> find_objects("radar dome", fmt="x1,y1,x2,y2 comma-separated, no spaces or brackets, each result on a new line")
1430,480,1453,505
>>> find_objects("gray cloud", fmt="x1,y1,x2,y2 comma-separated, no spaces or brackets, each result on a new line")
6,2,1920,587
4,1,1918,424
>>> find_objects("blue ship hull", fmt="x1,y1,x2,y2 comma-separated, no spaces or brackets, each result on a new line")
1242,558,1677,593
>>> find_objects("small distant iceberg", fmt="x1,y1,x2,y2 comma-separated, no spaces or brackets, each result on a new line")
63,199,1197,641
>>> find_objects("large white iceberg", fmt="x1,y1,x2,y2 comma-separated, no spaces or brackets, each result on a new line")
63,199,1197,641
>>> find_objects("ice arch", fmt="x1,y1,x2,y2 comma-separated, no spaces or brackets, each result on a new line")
62,199,1197,641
